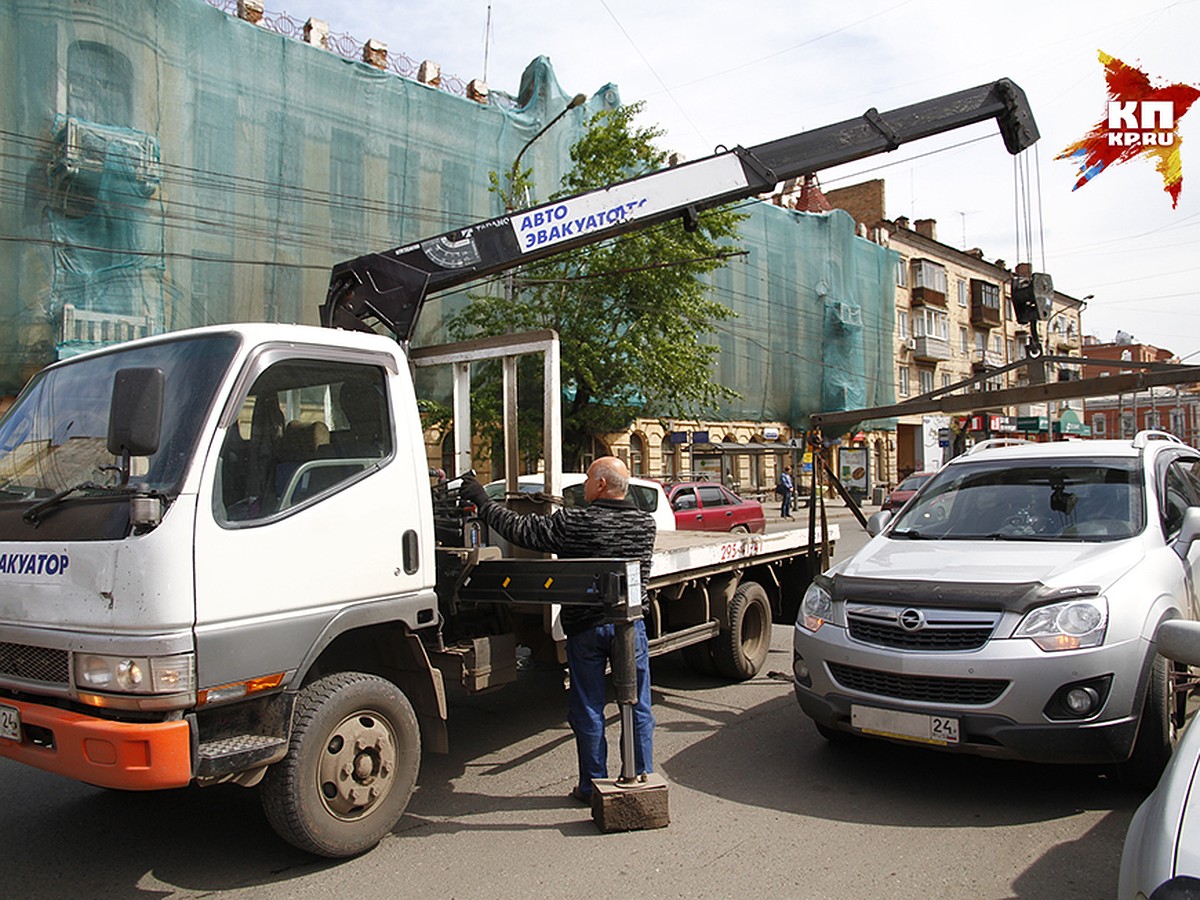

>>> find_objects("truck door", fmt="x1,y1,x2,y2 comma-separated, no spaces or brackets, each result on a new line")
192,350,432,689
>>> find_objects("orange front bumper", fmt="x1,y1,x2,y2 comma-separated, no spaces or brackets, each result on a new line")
0,696,192,790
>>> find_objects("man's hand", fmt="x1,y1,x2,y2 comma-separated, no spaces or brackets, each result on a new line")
458,473,489,508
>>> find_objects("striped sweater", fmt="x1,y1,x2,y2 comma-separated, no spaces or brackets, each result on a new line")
477,495,656,636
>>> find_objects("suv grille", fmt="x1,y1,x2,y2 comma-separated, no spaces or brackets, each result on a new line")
848,619,993,651
0,642,69,684
829,662,1007,705
845,603,1000,652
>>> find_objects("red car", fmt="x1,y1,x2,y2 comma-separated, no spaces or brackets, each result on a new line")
881,471,936,512
667,482,767,533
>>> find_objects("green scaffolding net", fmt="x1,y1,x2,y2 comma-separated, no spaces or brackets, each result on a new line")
0,0,894,427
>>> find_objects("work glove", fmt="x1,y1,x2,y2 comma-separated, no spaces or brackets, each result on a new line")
458,473,489,508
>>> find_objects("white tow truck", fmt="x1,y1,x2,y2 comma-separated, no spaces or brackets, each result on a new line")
0,79,1038,856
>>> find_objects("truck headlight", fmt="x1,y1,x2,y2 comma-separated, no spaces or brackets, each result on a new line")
800,581,837,632
1014,597,1107,651
75,652,196,694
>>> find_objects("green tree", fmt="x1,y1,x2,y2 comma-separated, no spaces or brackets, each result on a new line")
450,102,744,471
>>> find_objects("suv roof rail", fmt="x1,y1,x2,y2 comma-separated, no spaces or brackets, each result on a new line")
965,437,1032,456
1133,429,1185,448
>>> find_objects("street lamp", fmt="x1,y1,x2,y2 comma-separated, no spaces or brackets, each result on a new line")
507,93,587,210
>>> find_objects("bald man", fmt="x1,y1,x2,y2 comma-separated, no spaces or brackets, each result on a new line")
459,457,656,803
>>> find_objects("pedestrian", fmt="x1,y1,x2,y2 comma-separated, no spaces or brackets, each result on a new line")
778,464,795,519
457,456,657,804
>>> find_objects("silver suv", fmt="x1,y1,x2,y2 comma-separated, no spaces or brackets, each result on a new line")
793,431,1200,785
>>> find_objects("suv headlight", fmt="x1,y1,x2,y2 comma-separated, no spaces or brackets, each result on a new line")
1014,597,1108,651
800,580,837,632
75,652,196,694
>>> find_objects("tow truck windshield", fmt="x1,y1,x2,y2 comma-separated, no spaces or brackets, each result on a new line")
0,333,239,503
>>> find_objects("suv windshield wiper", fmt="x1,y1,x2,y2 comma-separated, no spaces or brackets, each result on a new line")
889,529,927,539
22,480,130,527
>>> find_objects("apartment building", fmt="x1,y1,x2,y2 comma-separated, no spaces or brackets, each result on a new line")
826,179,1086,484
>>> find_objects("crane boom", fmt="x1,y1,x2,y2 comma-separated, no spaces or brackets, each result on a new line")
321,78,1038,343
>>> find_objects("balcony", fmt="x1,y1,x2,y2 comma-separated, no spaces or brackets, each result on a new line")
970,298,1001,329
911,285,947,308
913,335,952,362
972,349,1003,370
1051,331,1080,351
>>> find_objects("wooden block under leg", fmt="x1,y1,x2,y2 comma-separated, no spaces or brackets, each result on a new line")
590,773,670,832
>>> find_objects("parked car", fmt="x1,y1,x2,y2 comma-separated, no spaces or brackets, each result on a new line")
484,473,676,533
794,431,1200,786
1119,618,1200,898
881,471,936,512
667,482,767,534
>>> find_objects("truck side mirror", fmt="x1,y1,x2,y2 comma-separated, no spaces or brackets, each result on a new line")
108,367,164,457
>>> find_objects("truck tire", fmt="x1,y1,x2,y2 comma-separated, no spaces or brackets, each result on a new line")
1119,654,1177,789
260,672,420,857
712,581,772,681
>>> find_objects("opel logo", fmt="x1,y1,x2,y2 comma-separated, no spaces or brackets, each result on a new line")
898,608,926,631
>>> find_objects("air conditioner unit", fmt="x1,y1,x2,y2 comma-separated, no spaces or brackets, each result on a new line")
48,116,161,198
903,337,917,351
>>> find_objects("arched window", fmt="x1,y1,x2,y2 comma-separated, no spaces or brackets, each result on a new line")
68,42,134,125
629,433,646,475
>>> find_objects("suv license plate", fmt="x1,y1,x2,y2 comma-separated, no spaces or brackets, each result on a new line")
851,704,959,746
0,703,20,742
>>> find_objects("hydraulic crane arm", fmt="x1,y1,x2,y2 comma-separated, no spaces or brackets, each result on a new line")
321,78,1038,344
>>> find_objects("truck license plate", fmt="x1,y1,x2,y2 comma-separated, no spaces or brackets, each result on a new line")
851,704,959,746
0,703,20,742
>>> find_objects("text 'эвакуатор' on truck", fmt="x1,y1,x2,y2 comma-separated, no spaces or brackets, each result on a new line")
0,77,1039,858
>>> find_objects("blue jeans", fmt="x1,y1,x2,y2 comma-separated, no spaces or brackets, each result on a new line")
781,489,793,517
565,619,654,797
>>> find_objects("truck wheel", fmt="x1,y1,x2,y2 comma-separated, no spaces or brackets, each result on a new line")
712,581,772,681
260,672,420,857
1119,655,1177,789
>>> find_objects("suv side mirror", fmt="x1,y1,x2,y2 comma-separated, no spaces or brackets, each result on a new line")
1173,507,1200,560
867,509,892,537
108,367,163,457
1156,619,1200,667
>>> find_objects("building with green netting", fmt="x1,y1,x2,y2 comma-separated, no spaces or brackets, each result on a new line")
0,0,898,495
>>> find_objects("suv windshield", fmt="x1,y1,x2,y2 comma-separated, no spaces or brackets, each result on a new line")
0,334,239,500
889,457,1145,541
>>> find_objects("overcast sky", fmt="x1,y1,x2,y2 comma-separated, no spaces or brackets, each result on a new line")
283,0,1199,358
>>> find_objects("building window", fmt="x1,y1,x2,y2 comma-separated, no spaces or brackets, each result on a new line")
629,433,645,475
957,280,969,307
898,310,910,339
914,308,948,340
898,367,910,397
959,326,969,354
918,369,934,394
330,128,366,239
896,258,909,287
941,373,952,389
68,42,134,125
1092,414,1106,436
970,280,1001,310
991,334,1002,355
911,259,948,293
1121,412,1135,438
1171,409,1187,436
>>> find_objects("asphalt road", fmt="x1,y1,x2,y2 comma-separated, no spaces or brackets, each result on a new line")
0,508,1144,899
